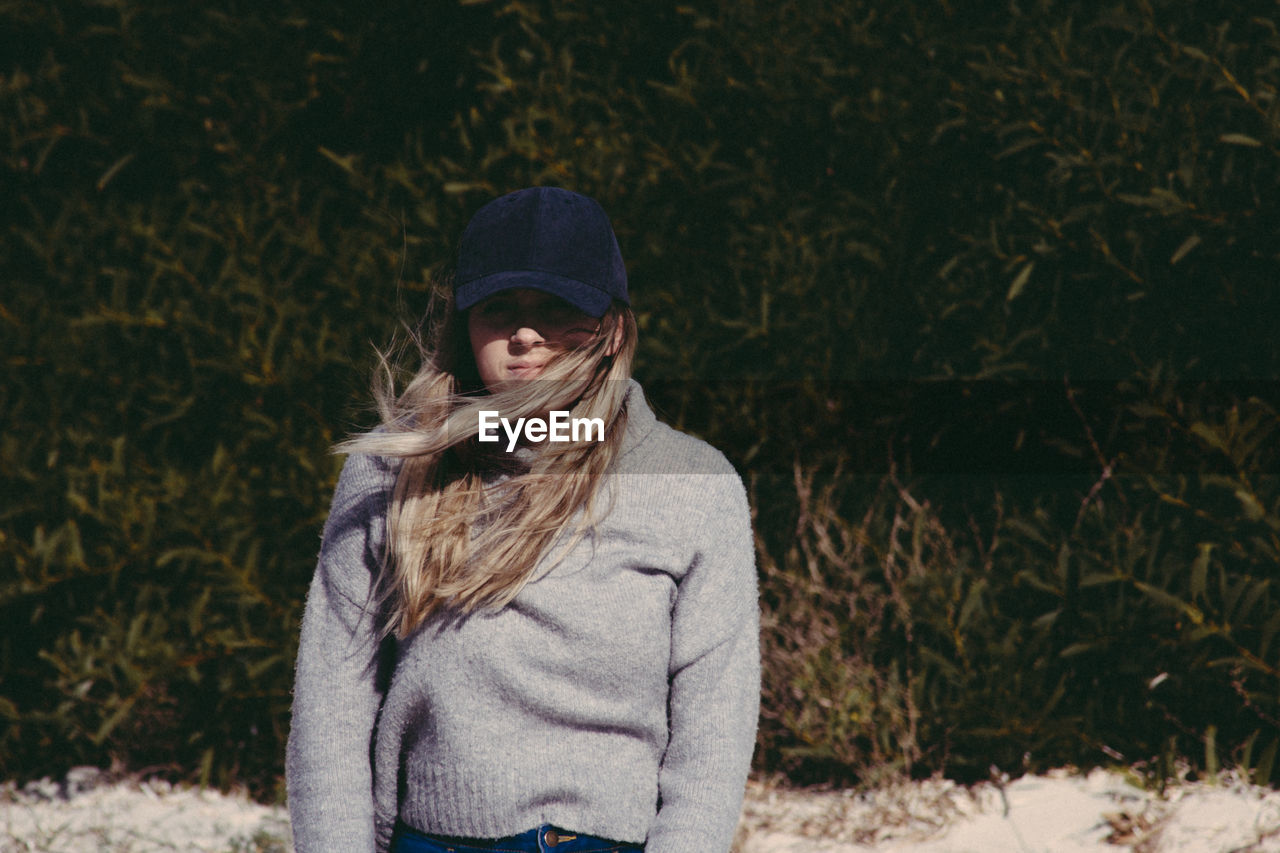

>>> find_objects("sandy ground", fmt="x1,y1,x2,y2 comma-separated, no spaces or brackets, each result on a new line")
738,769,1280,852
2,767,1278,852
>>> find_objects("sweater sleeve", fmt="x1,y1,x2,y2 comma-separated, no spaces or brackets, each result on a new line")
286,453,396,853
646,470,760,853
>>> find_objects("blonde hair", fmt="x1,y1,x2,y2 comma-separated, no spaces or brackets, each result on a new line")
337,288,637,638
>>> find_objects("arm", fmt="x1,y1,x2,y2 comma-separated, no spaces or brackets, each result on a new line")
647,472,760,853
286,453,396,853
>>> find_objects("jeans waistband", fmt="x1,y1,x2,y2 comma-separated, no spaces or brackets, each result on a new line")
391,821,643,853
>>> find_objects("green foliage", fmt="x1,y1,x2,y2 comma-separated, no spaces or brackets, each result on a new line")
758,392,1279,786
0,0,404,792
915,4,1280,380
2,0,1278,794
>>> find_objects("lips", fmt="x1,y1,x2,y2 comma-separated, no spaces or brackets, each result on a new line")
507,362,544,377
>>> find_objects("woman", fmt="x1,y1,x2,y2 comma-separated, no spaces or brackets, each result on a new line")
286,187,759,853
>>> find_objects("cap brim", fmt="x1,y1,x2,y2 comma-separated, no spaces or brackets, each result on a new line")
455,270,615,317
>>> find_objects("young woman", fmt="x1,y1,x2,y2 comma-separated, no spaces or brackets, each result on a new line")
286,187,759,853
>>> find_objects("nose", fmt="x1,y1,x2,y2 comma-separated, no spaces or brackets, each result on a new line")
509,325,544,348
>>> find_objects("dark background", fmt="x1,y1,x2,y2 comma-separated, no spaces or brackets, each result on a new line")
2,0,1277,798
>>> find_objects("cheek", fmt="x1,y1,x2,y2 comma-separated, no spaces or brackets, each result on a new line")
468,316,498,359
550,319,601,350
472,341,506,380
467,316,505,386
555,329,591,350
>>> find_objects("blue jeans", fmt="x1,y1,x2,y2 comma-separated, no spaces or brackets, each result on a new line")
390,822,644,853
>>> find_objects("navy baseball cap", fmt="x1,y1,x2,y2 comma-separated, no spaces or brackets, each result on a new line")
454,187,629,318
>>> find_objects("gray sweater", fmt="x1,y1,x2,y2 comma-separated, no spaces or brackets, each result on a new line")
286,381,760,852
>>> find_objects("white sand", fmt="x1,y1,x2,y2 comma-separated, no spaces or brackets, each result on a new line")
0,772,290,853
3,767,1278,852
740,768,1280,852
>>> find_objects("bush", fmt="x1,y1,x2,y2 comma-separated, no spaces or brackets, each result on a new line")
2,0,1277,793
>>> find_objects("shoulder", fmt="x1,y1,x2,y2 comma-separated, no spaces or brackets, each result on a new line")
634,420,742,481
322,450,399,542
333,449,398,502
613,388,750,533
615,380,742,481
330,421,406,498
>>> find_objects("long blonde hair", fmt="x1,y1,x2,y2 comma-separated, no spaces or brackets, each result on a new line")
337,287,637,638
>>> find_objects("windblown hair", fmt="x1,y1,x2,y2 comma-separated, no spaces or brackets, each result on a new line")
337,287,637,638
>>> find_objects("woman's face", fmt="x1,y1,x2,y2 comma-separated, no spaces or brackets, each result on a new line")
467,288,599,391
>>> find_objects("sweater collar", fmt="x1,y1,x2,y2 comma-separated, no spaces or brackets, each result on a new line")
618,378,658,460
492,378,655,471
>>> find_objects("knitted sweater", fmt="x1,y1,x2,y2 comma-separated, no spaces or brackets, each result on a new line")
286,381,760,853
